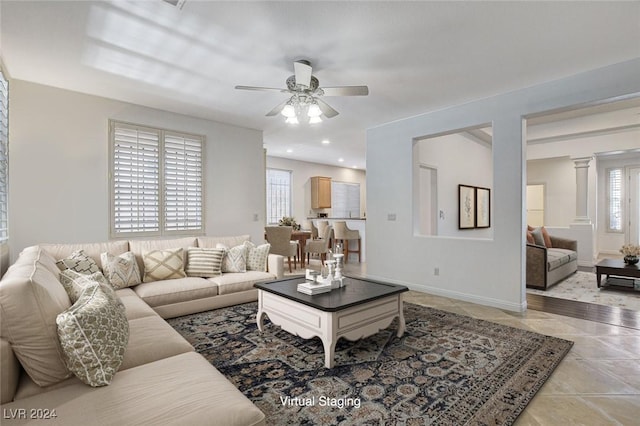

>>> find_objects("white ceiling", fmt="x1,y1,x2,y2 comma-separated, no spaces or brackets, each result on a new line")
1,1,639,169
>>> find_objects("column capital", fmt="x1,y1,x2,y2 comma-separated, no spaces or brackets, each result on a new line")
571,156,593,168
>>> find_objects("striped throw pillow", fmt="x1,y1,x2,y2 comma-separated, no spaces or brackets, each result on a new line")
185,247,225,277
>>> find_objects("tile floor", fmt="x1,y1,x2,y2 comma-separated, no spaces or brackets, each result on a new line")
293,259,640,425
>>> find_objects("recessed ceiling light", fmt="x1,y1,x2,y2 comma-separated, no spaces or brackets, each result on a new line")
338,158,344,162
352,165,358,169
322,140,330,145
286,149,293,153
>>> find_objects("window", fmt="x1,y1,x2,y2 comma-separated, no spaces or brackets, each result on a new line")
607,168,623,233
0,70,8,243
110,121,203,237
266,168,292,224
331,181,360,219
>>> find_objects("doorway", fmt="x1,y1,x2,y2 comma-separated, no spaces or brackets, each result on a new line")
526,184,545,227
628,167,640,245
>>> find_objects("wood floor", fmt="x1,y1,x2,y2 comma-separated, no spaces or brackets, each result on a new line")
527,293,640,330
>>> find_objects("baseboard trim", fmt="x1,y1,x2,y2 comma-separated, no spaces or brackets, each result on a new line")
365,274,527,313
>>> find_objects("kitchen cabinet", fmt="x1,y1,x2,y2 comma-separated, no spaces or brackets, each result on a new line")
311,176,331,209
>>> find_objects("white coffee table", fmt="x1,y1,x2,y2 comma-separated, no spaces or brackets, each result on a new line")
254,276,408,368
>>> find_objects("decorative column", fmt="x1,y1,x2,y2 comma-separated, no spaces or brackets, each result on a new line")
572,157,592,224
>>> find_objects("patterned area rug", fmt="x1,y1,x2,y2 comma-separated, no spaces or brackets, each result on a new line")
168,302,572,425
527,271,640,311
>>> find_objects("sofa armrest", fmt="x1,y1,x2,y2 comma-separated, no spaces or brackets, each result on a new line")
550,236,577,251
526,243,547,289
267,254,284,279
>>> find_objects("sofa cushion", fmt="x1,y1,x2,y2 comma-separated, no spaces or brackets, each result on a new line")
115,289,158,320
119,316,193,370
209,271,275,295
129,237,197,279
56,283,129,387
185,247,225,277
218,244,248,273
1,338,20,404
56,249,101,275
547,248,578,271
2,352,266,426
142,248,187,282
40,241,129,270
0,247,72,386
133,277,218,307
101,251,141,289
244,241,270,272
197,235,251,249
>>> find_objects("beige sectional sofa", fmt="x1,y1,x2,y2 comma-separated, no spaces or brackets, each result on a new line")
0,235,283,425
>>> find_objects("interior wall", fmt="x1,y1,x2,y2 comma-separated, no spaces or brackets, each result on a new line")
366,58,640,312
416,132,493,238
266,156,366,222
9,80,265,261
526,157,576,227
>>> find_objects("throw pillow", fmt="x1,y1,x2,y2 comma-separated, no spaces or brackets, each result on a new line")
142,248,186,282
101,251,141,289
56,283,129,387
216,243,247,273
531,227,546,247
244,241,271,272
540,226,553,248
185,247,225,277
56,249,100,275
59,269,125,313
526,231,534,244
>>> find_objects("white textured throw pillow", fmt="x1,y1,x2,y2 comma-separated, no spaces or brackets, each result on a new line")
244,241,270,272
185,247,225,277
216,243,247,273
142,248,186,282
101,251,141,289
56,249,100,275
56,283,129,387
59,269,110,302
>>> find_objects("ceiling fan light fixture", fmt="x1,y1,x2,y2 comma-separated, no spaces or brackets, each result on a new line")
307,102,322,118
285,116,299,125
281,102,296,118
309,116,322,124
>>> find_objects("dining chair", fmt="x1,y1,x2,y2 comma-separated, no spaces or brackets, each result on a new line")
265,226,298,273
333,221,361,263
304,225,333,266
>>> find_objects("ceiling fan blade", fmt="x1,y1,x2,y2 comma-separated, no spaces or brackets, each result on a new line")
294,61,312,88
266,99,289,117
235,85,289,93
321,86,369,96
316,98,339,118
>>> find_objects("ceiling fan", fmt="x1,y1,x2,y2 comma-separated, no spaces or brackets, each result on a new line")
235,60,368,124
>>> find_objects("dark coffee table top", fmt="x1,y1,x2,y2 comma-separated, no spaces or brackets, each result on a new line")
595,259,640,278
254,276,408,312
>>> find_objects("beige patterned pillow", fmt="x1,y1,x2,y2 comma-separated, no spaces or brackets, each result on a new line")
142,248,186,282
216,244,247,273
56,283,129,387
185,247,225,277
101,251,141,289
244,241,270,272
56,249,100,275
59,270,125,313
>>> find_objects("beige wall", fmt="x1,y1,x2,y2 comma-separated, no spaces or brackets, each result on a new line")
8,80,265,262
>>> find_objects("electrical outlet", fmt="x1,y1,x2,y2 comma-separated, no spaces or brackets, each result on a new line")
387,213,396,221
434,267,439,276
253,213,259,222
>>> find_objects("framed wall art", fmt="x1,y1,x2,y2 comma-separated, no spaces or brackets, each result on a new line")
475,186,491,228
458,184,475,229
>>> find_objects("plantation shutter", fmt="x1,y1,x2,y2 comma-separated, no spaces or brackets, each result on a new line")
111,123,161,236
0,72,9,243
331,181,360,219
164,132,203,233
266,169,292,224
607,168,623,232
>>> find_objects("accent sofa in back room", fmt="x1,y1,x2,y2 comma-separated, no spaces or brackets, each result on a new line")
0,235,283,425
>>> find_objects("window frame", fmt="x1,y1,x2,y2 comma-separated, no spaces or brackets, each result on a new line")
606,167,624,233
266,168,292,225
0,69,8,244
331,180,361,219
109,120,205,239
